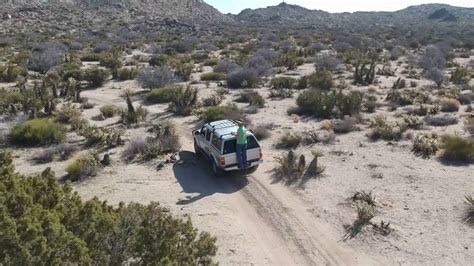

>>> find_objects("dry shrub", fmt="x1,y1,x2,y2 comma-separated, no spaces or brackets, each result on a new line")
277,132,302,149
194,104,245,123
99,105,120,118
169,86,198,116
352,191,377,207
146,86,177,104
123,121,180,161
303,128,335,145
368,115,407,141
412,133,439,159
201,94,224,107
356,201,376,224
440,98,460,112
55,103,82,124
330,117,357,134
236,90,265,108
32,144,76,163
424,114,458,126
251,124,273,140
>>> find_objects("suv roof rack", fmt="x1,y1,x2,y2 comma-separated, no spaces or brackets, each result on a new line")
209,120,238,132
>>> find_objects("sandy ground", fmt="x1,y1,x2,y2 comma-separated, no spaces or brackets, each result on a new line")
5,58,474,265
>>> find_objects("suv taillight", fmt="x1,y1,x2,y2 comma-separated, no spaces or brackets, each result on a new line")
259,149,263,159
220,156,225,166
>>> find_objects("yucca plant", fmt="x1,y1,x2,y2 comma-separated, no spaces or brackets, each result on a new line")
465,195,474,226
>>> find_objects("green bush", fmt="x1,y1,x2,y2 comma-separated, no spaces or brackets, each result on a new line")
84,67,110,87
0,64,27,82
145,86,178,104
236,90,265,108
99,105,120,118
194,104,244,123
296,90,336,118
200,72,226,81
336,91,364,116
270,77,296,89
99,52,123,69
441,135,474,163
116,67,139,81
54,103,82,124
169,86,198,116
66,152,101,181
0,151,217,264
10,119,65,146
308,70,334,90
175,63,194,81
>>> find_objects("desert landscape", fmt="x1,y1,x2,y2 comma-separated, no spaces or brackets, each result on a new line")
0,0,473,265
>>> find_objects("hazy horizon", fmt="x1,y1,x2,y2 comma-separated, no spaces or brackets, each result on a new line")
204,0,474,14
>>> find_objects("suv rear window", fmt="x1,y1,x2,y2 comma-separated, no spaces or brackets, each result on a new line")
223,135,260,155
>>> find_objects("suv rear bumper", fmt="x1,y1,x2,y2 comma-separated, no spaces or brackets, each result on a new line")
223,159,263,171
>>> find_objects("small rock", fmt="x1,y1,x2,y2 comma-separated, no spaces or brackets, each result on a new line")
101,154,111,166
157,162,165,171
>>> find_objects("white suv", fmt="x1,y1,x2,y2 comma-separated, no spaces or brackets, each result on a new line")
193,120,263,176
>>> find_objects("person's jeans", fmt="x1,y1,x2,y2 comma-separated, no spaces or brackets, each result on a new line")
236,144,247,169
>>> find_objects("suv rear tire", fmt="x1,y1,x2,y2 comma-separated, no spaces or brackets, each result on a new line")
194,140,201,156
211,159,224,177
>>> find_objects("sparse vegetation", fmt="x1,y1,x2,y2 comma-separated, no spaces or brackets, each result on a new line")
84,67,110,87
465,195,474,226
200,72,226,81
137,66,176,89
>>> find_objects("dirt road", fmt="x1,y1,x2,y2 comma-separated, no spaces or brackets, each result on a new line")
65,86,379,265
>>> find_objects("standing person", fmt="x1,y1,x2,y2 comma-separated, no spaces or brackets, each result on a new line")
233,120,248,169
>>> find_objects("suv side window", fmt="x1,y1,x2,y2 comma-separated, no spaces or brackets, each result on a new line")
211,134,221,150
205,129,212,141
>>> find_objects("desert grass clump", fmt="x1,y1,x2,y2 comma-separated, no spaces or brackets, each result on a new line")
200,72,226,81
65,152,101,181
99,105,120,118
412,133,439,159
169,86,198,116
440,98,461,112
352,191,377,207
10,119,65,146
464,195,474,226
277,132,302,149
440,135,474,163
368,115,407,141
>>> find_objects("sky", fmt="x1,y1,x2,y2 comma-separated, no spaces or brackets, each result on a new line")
204,0,474,14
